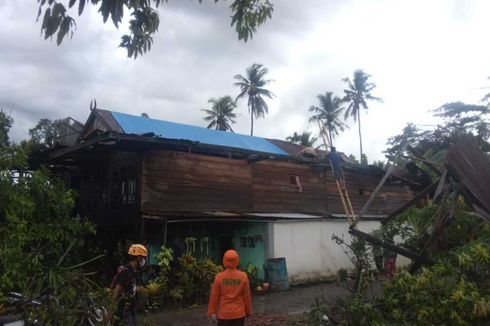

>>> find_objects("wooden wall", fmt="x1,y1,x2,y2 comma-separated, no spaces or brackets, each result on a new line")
141,151,253,214
326,169,413,216
141,150,413,216
252,161,328,213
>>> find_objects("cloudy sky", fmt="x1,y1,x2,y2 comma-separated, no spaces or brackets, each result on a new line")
2,0,490,161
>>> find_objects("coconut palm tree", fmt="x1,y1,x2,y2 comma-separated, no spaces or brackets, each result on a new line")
234,63,274,136
286,131,318,147
343,70,382,164
308,92,347,147
202,96,238,131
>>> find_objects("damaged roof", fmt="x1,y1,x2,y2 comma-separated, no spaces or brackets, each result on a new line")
82,109,288,156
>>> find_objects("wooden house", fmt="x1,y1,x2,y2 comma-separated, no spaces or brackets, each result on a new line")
49,109,414,282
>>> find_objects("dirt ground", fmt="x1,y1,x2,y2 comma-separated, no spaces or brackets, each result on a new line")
149,282,349,325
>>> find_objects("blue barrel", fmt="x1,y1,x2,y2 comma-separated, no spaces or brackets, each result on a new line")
265,258,289,291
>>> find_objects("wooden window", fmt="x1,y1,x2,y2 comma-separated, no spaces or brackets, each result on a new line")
112,165,137,205
290,175,303,192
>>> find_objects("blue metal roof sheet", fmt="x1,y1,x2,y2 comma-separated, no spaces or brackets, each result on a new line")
111,111,288,156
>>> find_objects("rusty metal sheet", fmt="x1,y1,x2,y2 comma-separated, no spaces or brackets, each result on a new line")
446,136,490,222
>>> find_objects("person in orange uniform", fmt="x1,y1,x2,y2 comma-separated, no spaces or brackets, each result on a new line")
208,250,253,326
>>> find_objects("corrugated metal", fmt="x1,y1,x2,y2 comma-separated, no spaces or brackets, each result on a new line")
111,111,288,156
446,136,490,222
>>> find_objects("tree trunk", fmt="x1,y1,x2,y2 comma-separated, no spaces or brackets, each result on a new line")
250,104,254,136
328,129,334,147
358,109,363,164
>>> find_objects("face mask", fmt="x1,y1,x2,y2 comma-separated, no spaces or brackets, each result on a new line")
138,257,146,268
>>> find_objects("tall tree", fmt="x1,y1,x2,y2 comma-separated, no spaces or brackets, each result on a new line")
308,92,347,146
36,0,273,58
0,110,13,148
384,101,490,168
29,118,62,149
202,96,238,131
286,131,317,147
343,69,382,164
234,63,274,136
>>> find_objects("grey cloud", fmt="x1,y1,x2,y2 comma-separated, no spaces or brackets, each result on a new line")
3,0,490,162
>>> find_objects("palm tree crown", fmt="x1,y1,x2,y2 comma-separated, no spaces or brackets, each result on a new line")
343,69,382,164
234,63,274,136
286,131,318,147
309,92,347,146
202,96,238,132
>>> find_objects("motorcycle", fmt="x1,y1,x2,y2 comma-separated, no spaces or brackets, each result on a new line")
0,292,106,326
0,292,42,326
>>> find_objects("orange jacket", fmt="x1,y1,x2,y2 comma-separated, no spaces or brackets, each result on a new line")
207,250,253,320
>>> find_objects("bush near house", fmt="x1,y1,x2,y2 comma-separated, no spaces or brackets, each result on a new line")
147,246,223,308
319,203,490,326
0,145,110,323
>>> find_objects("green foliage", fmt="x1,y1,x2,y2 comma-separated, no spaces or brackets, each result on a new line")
202,96,238,131
28,118,62,149
385,101,490,162
286,131,318,147
309,92,347,146
342,69,382,164
306,296,332,326
36,0,274,58
0,169,105,322
334,202,490,325
149,248,222,307
331,234,376,294
382,200,481,254
0,134,107,323
234,63,275,136
0,110,13,148
244,263,260,288
338,294,384,326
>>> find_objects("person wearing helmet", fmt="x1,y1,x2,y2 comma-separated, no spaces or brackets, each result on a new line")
110,244,148,326
207,250,253,326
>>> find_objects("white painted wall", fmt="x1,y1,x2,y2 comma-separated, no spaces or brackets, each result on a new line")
272,220,409,283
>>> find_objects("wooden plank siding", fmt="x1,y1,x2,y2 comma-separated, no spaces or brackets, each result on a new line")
141,151,253,214
326,169,414,215
251,161,328,213
141,150,413,216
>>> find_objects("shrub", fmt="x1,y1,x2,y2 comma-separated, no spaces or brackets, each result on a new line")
0,150,108,323
332,204,490,325
148,247,222,308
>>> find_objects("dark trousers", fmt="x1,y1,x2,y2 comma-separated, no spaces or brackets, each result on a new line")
218,318,245,326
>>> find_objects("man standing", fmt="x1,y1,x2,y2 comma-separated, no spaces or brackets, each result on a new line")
111,244,148,325
208,250,252,326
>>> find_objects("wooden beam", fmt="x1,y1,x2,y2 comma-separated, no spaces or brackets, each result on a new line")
49,132,117,159
381,180,439,225
349,227,433,264
433,169,448,202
